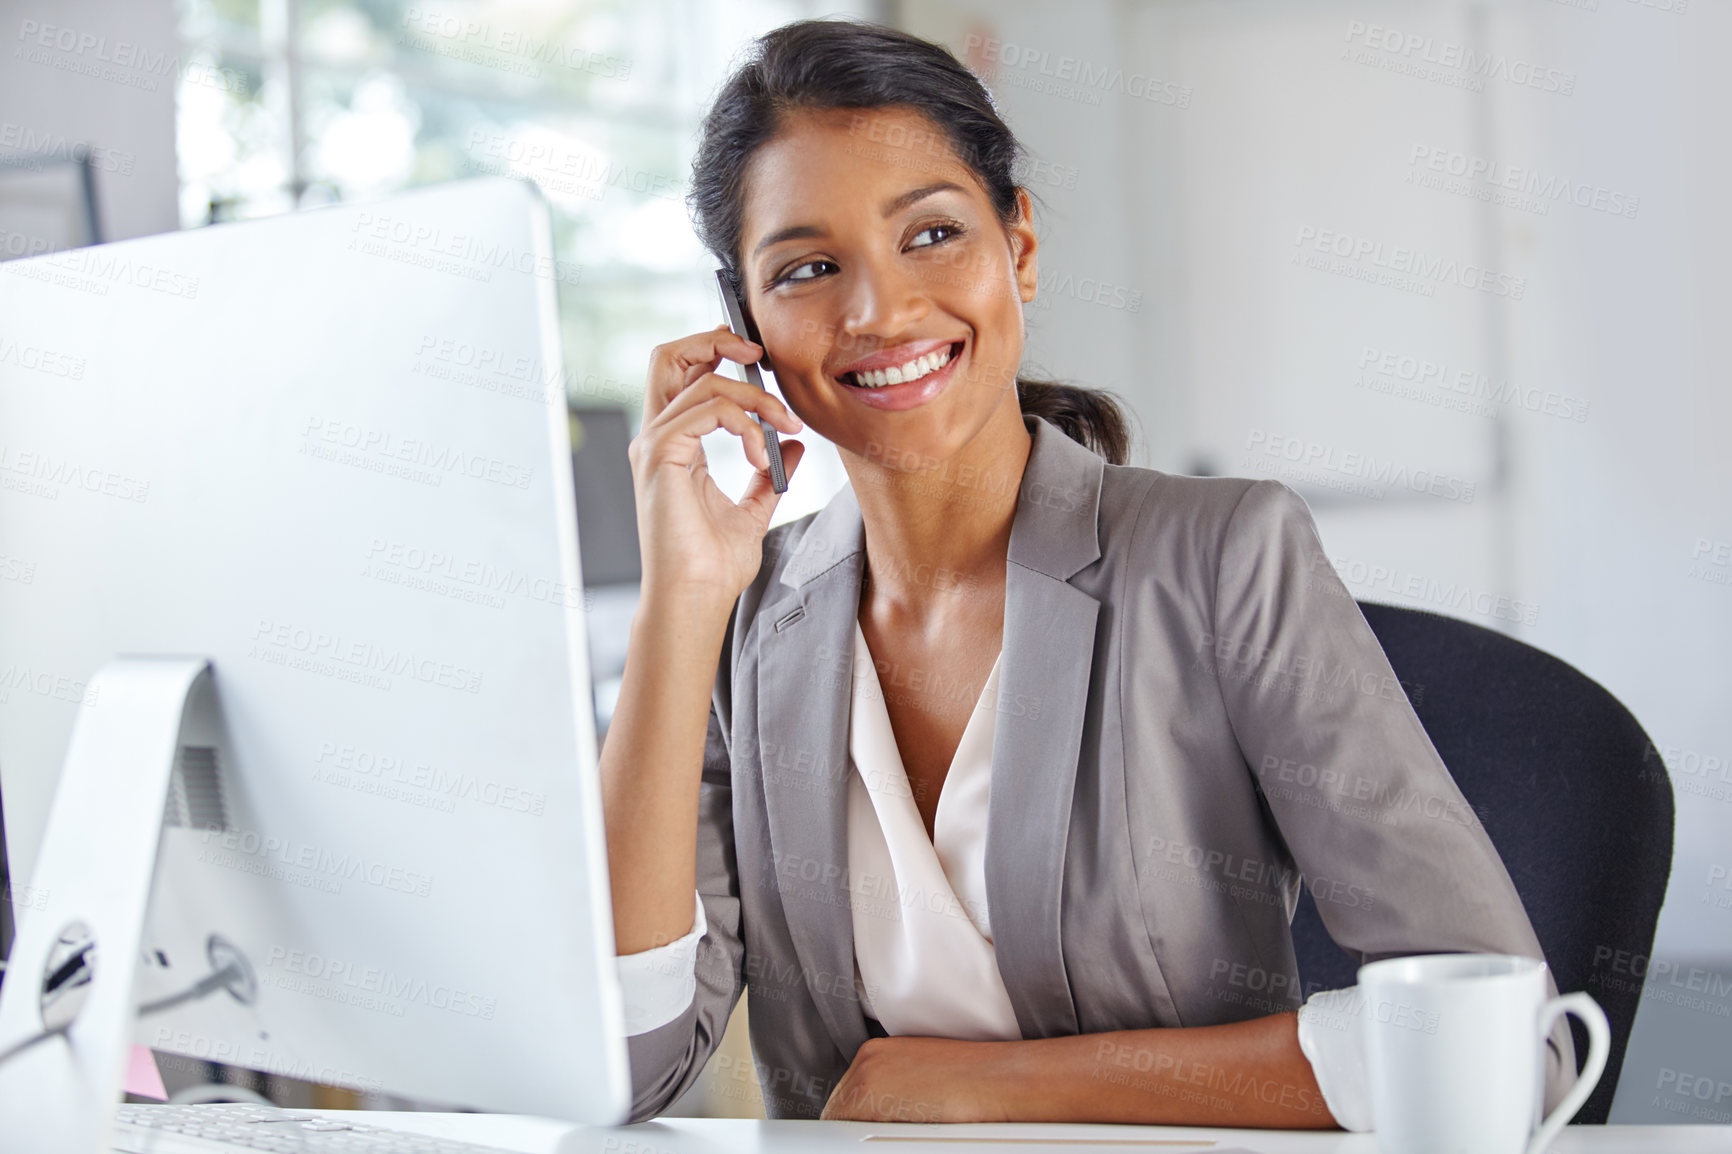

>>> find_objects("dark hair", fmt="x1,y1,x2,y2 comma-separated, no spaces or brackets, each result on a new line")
688,18,1131,466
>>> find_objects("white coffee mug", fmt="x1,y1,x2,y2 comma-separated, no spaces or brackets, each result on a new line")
1358,953,1610,1154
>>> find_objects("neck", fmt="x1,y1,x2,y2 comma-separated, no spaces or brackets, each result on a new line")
844,407,1034,613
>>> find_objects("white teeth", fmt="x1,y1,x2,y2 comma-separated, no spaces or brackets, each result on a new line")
850,344,954,388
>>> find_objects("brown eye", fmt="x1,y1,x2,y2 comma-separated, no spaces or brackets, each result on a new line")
776,258,838,286
909,222,963,248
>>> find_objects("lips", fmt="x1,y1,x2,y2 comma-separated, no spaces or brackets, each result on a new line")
834,339,967,412
838,340,964,386
837,338,963,381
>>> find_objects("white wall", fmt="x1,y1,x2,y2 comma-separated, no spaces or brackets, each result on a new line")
897,0,1151,458
1506,0,1732,1122
905,0,1730,1124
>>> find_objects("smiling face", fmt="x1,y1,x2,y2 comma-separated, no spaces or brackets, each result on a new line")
737,105,1039,476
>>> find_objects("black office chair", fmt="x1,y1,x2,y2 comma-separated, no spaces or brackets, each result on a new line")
0,784,11,989
1288,601,1674,1126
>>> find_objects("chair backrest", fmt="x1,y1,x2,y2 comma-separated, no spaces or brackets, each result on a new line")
0,784,11,986
1288,601,1675,1125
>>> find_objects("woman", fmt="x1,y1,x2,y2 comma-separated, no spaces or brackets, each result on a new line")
600,18,1574,1128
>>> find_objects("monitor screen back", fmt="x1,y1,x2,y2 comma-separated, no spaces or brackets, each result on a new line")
0,177,628,1121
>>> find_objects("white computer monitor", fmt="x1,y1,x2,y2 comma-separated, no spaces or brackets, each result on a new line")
0,178,630,1140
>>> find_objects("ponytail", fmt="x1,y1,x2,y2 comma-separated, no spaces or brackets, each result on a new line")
1016,377,1131,465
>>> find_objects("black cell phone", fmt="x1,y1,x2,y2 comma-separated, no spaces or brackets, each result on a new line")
714,269,787,494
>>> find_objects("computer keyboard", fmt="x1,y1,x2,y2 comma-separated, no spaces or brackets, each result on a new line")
112,1104,522,1154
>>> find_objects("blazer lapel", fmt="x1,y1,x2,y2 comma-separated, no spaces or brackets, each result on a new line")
985,417,1105,1039
756,485,870,1055
754,416,1105,1050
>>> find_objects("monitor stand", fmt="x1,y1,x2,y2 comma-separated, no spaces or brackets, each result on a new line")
0,657,223,1153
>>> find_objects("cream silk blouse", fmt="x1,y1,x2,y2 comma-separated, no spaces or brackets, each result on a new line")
615,621,1371,1128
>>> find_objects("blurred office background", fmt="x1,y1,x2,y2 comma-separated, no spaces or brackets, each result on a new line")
1,0,1727,1125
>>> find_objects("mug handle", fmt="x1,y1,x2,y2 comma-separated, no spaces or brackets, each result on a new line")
1525,992,1611,1154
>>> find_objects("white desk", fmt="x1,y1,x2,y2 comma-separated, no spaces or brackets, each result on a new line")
308,1113,1732,1154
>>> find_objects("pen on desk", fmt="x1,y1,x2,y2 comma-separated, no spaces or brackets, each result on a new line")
714,269,788,494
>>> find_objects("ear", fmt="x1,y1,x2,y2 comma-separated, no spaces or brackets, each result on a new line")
1008,187,1039,304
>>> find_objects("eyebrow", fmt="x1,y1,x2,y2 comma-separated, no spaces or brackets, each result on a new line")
751,181,968,259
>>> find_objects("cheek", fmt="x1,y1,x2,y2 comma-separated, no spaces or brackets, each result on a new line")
766,313,836,380
949,248,1020,312
942,248,1022,343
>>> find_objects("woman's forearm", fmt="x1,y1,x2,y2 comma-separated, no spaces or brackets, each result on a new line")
824,1013,1338,1126
598,586,733,955
993,1013,1335,1128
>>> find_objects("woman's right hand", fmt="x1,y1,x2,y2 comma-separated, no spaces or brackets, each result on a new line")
629,324,806,612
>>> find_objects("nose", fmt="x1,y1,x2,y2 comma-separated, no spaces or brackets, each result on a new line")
835,257,930,358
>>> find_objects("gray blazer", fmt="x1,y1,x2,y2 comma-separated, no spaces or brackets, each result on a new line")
623,413,1573,1121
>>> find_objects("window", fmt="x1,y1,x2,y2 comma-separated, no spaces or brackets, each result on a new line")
176,0,856,523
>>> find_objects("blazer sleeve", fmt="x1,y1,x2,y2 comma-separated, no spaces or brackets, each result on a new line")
1209,478,1578,1113
621,697,748,1122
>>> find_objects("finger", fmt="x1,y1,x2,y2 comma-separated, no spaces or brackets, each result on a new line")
737,438,804,525
659,396,775,473
653,326,761,385
645,328,765,418
651,346,772,431
634,393,766,477
648,371,802,436
649,388,769,472
679,326,733,389
655,380,800,447
637,391,765,471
